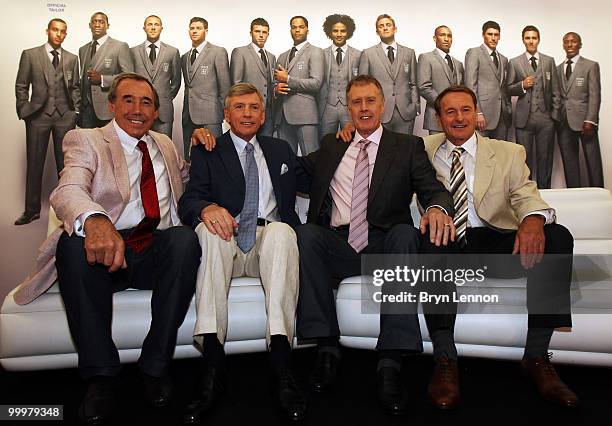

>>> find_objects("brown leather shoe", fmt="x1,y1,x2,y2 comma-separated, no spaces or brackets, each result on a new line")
521,353,579,408
427,356,460,410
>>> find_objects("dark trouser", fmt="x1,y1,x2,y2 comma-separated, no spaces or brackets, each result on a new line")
78,103,110,129
276,112,319,156
23,109,76,214
480,119,509,141
296,223,455,352
182,116,222,161
556,120,604,188
460,224,573,328
56,226,200,379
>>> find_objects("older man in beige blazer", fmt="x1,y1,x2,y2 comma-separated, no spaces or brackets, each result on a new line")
14,73,199,424
420,86,577,410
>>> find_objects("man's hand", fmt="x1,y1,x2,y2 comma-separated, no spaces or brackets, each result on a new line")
512,215,546,269
191,128,217,151
274,82,290,96
336,122,355,143
201,204,238,241
419,207,456,247
582,122,596,137
83,215,126,272
476,114,487,131
274,65,289,83
522,75,535,90
87,69,102,85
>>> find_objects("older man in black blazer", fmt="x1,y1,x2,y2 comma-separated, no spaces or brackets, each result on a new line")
178,83,306,422
295,75,455,415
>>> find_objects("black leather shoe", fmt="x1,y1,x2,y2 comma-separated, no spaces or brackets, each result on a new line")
182,367,226,424
376,367,408,415
78,376,118,425
309,351,339,393
140,371,172,408
274,367,307,421
14,212,40,226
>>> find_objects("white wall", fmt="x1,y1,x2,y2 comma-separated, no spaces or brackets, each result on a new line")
1,0,610,299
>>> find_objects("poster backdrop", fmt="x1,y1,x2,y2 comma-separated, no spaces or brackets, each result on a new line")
1,0,610,300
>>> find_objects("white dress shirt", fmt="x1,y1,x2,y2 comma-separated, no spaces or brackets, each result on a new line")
380,41,398,58
45,43,62,63
230,131,279,223
432,133,554,228
75,120,179,236
146,39,161,60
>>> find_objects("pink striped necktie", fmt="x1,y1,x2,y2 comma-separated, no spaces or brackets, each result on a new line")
348,139,372,252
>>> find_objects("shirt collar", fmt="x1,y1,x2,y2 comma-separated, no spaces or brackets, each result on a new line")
436,48,450,58
251,42,266,53
293,41,307,51
482,44,496,55
146,39,161,49
45,43,61,54
566,54,580,63
331,44,348,53
192,40,207,53
112,119,150,154
443,132,477,160
93,34,109,46
230,130,258,153
524,51,540,61
381,41,398,51
353,125,383,146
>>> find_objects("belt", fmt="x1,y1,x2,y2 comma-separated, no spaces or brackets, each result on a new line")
331,224,350,231
257,218,272,226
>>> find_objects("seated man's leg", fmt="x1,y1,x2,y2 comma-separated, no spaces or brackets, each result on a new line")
139,226,200,377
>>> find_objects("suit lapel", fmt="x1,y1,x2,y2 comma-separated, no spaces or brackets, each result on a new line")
481,45,499,80
325,46,333,82
248,44,268,78
375,44,394,79
91,37,112,70
150,131,182,203
217,133,246,191
138,43,155,79
433,50,453,84
391,45,404,79
288,42,309,72
102,124,130,206
369,130,397,203
473,134,495,212
190,43,211,80
566,56,583,91
37,46,51,84
258,138,283,206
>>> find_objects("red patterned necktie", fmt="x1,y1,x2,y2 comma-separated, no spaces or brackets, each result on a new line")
347,139,371,253
126,140,160,253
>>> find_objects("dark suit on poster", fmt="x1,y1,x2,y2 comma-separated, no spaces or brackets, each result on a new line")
15,44,80,217
78,36,133,128
131,41,182,137
295,129,454,351
556,56,603,187
230,44,277,136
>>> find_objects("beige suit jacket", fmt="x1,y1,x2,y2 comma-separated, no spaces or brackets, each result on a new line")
14,122,187,305
423,132,550,231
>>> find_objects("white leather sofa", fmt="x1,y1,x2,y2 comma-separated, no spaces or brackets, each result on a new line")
1,188,611,371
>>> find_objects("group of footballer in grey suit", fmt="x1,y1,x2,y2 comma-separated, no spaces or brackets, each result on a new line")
14,12,604,226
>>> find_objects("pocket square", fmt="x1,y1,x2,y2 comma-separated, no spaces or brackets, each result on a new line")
280,163,289,175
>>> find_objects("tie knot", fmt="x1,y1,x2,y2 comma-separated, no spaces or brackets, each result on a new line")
245,142,255,153
259,48,264,54
137,140,148,153
452,147,465,158
291,47,297,52
92,40,98,47
567,59,573,65
530,56,536,62
337,47,342,53
445,54,451,60
491,50,496,56
149,44,156,50
387,46,393,52
51,50,59,57
357,139,371,150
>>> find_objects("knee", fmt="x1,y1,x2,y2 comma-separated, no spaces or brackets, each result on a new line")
56,232,86,265
265,222,297,245
165,226,201,259
384,224,420,253
544,224,574,254
295,223,324,251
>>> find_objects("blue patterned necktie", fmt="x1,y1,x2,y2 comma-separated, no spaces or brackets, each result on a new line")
237,142,259,253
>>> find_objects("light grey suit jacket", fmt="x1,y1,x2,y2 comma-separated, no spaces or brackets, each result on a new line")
181,42,230,125
318,45,361,117
464,45,512,130
359,43,420,123
131,41,181,123
230,44,276,115
274,42,324,125
16,45,80,119
417,50,464,131
557,56,600,131
79,37,134,120
507,52,561,128
14,122,187,305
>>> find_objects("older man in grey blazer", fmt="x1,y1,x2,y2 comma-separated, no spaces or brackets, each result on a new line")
556,32,603,187
464,20,512,140
181,16,231,160
274,15,324,155
14,18,80,226
230,18,276,136
79,11,133,129
131,15,181,138
507,25,561,189
318,14,361,138
417,25,464,134
359,14,419,135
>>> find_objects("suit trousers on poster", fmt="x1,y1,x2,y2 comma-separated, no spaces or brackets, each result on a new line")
56,227,200,379
383,107,415,135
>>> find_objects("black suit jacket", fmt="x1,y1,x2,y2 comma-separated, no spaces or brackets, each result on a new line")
296,129,453,229
178,131,300,228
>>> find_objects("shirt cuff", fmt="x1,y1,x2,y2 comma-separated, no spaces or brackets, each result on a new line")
75,210,109,237
584,120,598,126
520,208,556,225
426,205,448,216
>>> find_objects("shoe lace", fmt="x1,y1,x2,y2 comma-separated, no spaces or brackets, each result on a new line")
537,352,558,378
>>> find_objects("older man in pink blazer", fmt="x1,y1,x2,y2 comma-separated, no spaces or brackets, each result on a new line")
14,73,200,425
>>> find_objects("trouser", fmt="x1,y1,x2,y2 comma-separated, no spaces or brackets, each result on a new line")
78,102,110,129
277,112,319,156
319,102,351,139
556,120,604,188
515,110,555,189
480,119,509,141
152,119,173,139
383,106,415,135
182,117,222,161
56,226,200,379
